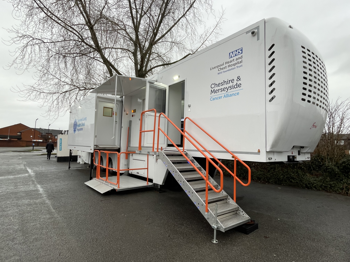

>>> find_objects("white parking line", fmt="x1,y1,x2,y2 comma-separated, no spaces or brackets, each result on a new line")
25,165,60,218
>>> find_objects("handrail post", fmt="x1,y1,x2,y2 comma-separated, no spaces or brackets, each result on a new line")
93,150,96,178
205,157,209,213
138,113,144,151
126,127,130,159
152,111,156,152
182,118,186,152
234,158,237,202
106,152,109,181
97,151,101,179
89,152,93,180
147,154,149,185
117,153,120,188
157,115,161,152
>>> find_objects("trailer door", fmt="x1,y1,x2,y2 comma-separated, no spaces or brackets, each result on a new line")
141,82,168,149
95,97,122,147
168,81,185,145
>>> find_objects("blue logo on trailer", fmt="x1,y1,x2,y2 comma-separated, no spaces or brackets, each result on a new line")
59,138,62,151
229,47,243,59
73,120,77,133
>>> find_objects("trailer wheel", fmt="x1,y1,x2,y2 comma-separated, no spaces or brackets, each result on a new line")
107,157,123,176
100,156,105,171
108,157,116,175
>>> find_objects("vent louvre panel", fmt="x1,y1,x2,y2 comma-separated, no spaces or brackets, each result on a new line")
267,44,276,102
268,51,275,58
268,58,275,66
300,45,328,111
268,44,275,51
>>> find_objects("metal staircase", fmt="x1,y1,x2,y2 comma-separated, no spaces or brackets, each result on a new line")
87,109,253,240
158,149,250,233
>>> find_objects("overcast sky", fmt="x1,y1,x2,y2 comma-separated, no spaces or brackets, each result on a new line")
0,0,349,130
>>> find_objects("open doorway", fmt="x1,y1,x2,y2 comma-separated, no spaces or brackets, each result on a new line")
168,81,185,146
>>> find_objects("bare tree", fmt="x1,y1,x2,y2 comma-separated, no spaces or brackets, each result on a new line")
314,98,350,164
5,0,223,118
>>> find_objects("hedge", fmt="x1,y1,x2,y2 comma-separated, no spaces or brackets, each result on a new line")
222,154,350,196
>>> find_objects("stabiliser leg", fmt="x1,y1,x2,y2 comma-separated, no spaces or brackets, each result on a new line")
68,149,72,170
211,203,219,244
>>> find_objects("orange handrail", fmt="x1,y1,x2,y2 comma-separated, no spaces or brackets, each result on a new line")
134,108,251,208
156,113,224,212
138,109,157,151
183,117,251,202
126,127,130,160
93,150,148,189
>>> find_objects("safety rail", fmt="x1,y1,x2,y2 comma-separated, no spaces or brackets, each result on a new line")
182,117,251,202
138,109,157,152
126,127,130,160
93,150,149,189
137,108,251,209
156,113,224,213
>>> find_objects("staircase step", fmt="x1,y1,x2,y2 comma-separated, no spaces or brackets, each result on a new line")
174,163,195,171
181,171,203,181
164,150,183,156
188,180,208,191
218,213,250,231
167,156,187,162
198,191,228,203
208,201,239,216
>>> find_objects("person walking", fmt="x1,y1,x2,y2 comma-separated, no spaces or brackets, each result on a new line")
46,140,54,160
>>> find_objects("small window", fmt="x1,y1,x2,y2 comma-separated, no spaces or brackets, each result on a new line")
103,107,113,117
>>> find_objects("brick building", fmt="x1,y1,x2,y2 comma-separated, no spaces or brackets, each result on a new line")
0,123,64,147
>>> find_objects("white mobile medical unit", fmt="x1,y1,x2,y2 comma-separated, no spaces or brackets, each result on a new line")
68,94,123,167
68,18,328,238
57,133,78,162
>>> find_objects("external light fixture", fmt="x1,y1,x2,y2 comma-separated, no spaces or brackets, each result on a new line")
173,75,180,81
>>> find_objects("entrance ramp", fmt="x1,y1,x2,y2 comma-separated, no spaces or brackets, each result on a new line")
85,176,153,194
85,179,113,194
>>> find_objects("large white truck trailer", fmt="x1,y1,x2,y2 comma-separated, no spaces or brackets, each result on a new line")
68,18,328,238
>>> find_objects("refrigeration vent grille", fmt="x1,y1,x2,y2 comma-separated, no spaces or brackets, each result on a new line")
300,46,328,111
267,44,276,102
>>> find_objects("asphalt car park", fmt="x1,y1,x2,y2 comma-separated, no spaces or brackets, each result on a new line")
0,150,349,262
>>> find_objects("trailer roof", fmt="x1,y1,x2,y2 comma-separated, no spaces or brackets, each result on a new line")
91,75,147,96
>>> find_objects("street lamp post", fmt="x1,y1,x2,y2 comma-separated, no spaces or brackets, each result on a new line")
48,124,51,141
32,118,39,150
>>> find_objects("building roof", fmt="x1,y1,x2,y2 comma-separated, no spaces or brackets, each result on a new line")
19,127,35,133
0,124,67,136
35,128,65,136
